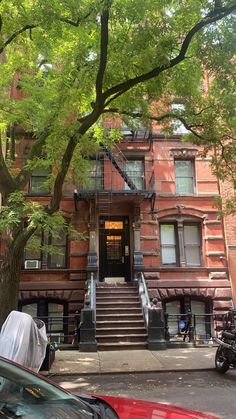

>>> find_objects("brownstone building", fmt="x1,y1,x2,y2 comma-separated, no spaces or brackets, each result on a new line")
0,75,233,350
11,119,233,349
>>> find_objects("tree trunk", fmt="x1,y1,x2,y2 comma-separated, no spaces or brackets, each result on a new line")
0,248,22,328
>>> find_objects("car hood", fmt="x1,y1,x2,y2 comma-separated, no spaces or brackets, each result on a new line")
95,394,220,419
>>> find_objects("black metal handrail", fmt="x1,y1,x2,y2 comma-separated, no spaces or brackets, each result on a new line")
136,272,151,327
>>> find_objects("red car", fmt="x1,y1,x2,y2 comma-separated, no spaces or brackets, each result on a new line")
0,355,219,418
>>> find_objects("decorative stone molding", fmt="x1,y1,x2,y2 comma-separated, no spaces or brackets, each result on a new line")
209,272,227,280
206,251,225,256
152,286,232,302
170,148,198,158
204,236,224,240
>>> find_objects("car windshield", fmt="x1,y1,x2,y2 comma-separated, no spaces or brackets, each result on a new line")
0,357,93,418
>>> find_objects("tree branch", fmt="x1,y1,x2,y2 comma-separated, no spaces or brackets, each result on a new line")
59,11,93,27
0,24,37,54
103,4,236,104
47,112,99,214
103,107,204,139
0,3,102,54
95,4,110,104
0,136,17,199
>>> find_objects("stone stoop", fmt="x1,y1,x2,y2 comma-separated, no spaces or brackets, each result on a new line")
96,282,148,351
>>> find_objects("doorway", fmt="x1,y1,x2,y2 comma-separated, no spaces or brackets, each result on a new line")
99,217,131,282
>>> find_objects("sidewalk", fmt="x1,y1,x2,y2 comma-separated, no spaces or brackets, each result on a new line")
46,346,217,376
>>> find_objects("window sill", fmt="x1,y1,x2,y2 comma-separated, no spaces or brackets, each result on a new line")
159,266,205,271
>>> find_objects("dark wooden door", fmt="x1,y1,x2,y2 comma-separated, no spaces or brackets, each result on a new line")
99,217,130,281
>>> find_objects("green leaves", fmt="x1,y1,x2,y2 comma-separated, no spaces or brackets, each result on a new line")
0,0,236,228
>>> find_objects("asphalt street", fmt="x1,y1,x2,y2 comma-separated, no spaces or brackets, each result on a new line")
51,370,236,419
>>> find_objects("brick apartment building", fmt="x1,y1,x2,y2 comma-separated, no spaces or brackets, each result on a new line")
8,120,232,348
0,76,234,350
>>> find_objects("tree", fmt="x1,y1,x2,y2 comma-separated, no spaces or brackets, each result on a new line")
0,0,235,326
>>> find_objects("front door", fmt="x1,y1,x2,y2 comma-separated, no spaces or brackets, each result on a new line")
99,217,130,281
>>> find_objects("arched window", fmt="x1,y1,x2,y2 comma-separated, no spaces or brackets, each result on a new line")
19,299,67,343
164,297,212,342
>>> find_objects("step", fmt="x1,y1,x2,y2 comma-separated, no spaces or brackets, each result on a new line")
97,342,148,351
96,294,140,299
96,326,146,335
97,285,136,290
96,314,144,319
96,334,148,344
96,288,138,291
96,302,141,309
96,295,140,302
96,315,144,322
95,327,146,335
96,307,143,314
96,320,146,328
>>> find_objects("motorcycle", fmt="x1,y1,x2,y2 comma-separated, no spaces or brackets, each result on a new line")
215,330,236,373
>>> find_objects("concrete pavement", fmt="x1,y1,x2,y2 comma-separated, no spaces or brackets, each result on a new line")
45,346,217,377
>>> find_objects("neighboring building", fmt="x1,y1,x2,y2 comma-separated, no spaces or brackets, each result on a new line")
219,181,236,307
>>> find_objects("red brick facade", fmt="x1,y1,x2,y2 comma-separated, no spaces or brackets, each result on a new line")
13,131,232,320
1,76,233,324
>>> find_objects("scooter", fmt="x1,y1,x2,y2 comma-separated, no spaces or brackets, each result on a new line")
215,330,236,373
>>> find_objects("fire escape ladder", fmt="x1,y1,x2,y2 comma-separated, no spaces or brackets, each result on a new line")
102,144,137,190
96,190,112,213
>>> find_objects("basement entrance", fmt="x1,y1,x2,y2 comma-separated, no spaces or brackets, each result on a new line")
99,217,130,282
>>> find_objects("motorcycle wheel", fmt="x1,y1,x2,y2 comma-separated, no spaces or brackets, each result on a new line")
215,346,230,374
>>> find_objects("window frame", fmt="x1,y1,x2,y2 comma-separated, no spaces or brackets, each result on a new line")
160,222,179,266
175,159,195,195
19,298,68,336
160,220,202,267
183,223,201,267
88,159,104,190
125,158,145,190
24,229,68,270
164,296,212,339
28,167,51,196
46,229,68,269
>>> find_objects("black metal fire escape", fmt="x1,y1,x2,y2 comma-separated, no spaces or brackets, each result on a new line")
74,139,156,212
101,143,137,191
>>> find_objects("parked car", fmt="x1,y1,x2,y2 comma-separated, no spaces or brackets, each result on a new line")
0,356,219,418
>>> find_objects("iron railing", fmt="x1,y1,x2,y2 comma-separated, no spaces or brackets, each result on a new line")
136,272,151,327
36,314,79,348
84,272,96,322
164,312,227,345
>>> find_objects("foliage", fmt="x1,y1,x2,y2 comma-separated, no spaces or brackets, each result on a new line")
0,0,235,253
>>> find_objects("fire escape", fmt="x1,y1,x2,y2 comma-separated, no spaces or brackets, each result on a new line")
74,129,156,212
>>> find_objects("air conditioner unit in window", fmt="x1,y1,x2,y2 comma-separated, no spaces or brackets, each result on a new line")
24,260,41,269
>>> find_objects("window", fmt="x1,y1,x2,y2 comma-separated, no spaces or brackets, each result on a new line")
29,167,51,195
20,299,66,338
88,160,103,190
24,228,67,269
164,297,212,341
184,224,201,266
160,224,177,265
24,230,42,264
160,222,201,267
175,160,194,194
171,104,188,135
47,229,67,268
125,160,144,190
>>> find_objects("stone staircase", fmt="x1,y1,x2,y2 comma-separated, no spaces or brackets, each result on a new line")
96,283,148,350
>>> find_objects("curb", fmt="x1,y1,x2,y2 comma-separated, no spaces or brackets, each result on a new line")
45,366,216,378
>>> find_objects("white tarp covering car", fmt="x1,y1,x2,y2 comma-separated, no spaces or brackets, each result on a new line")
0,310,48,372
